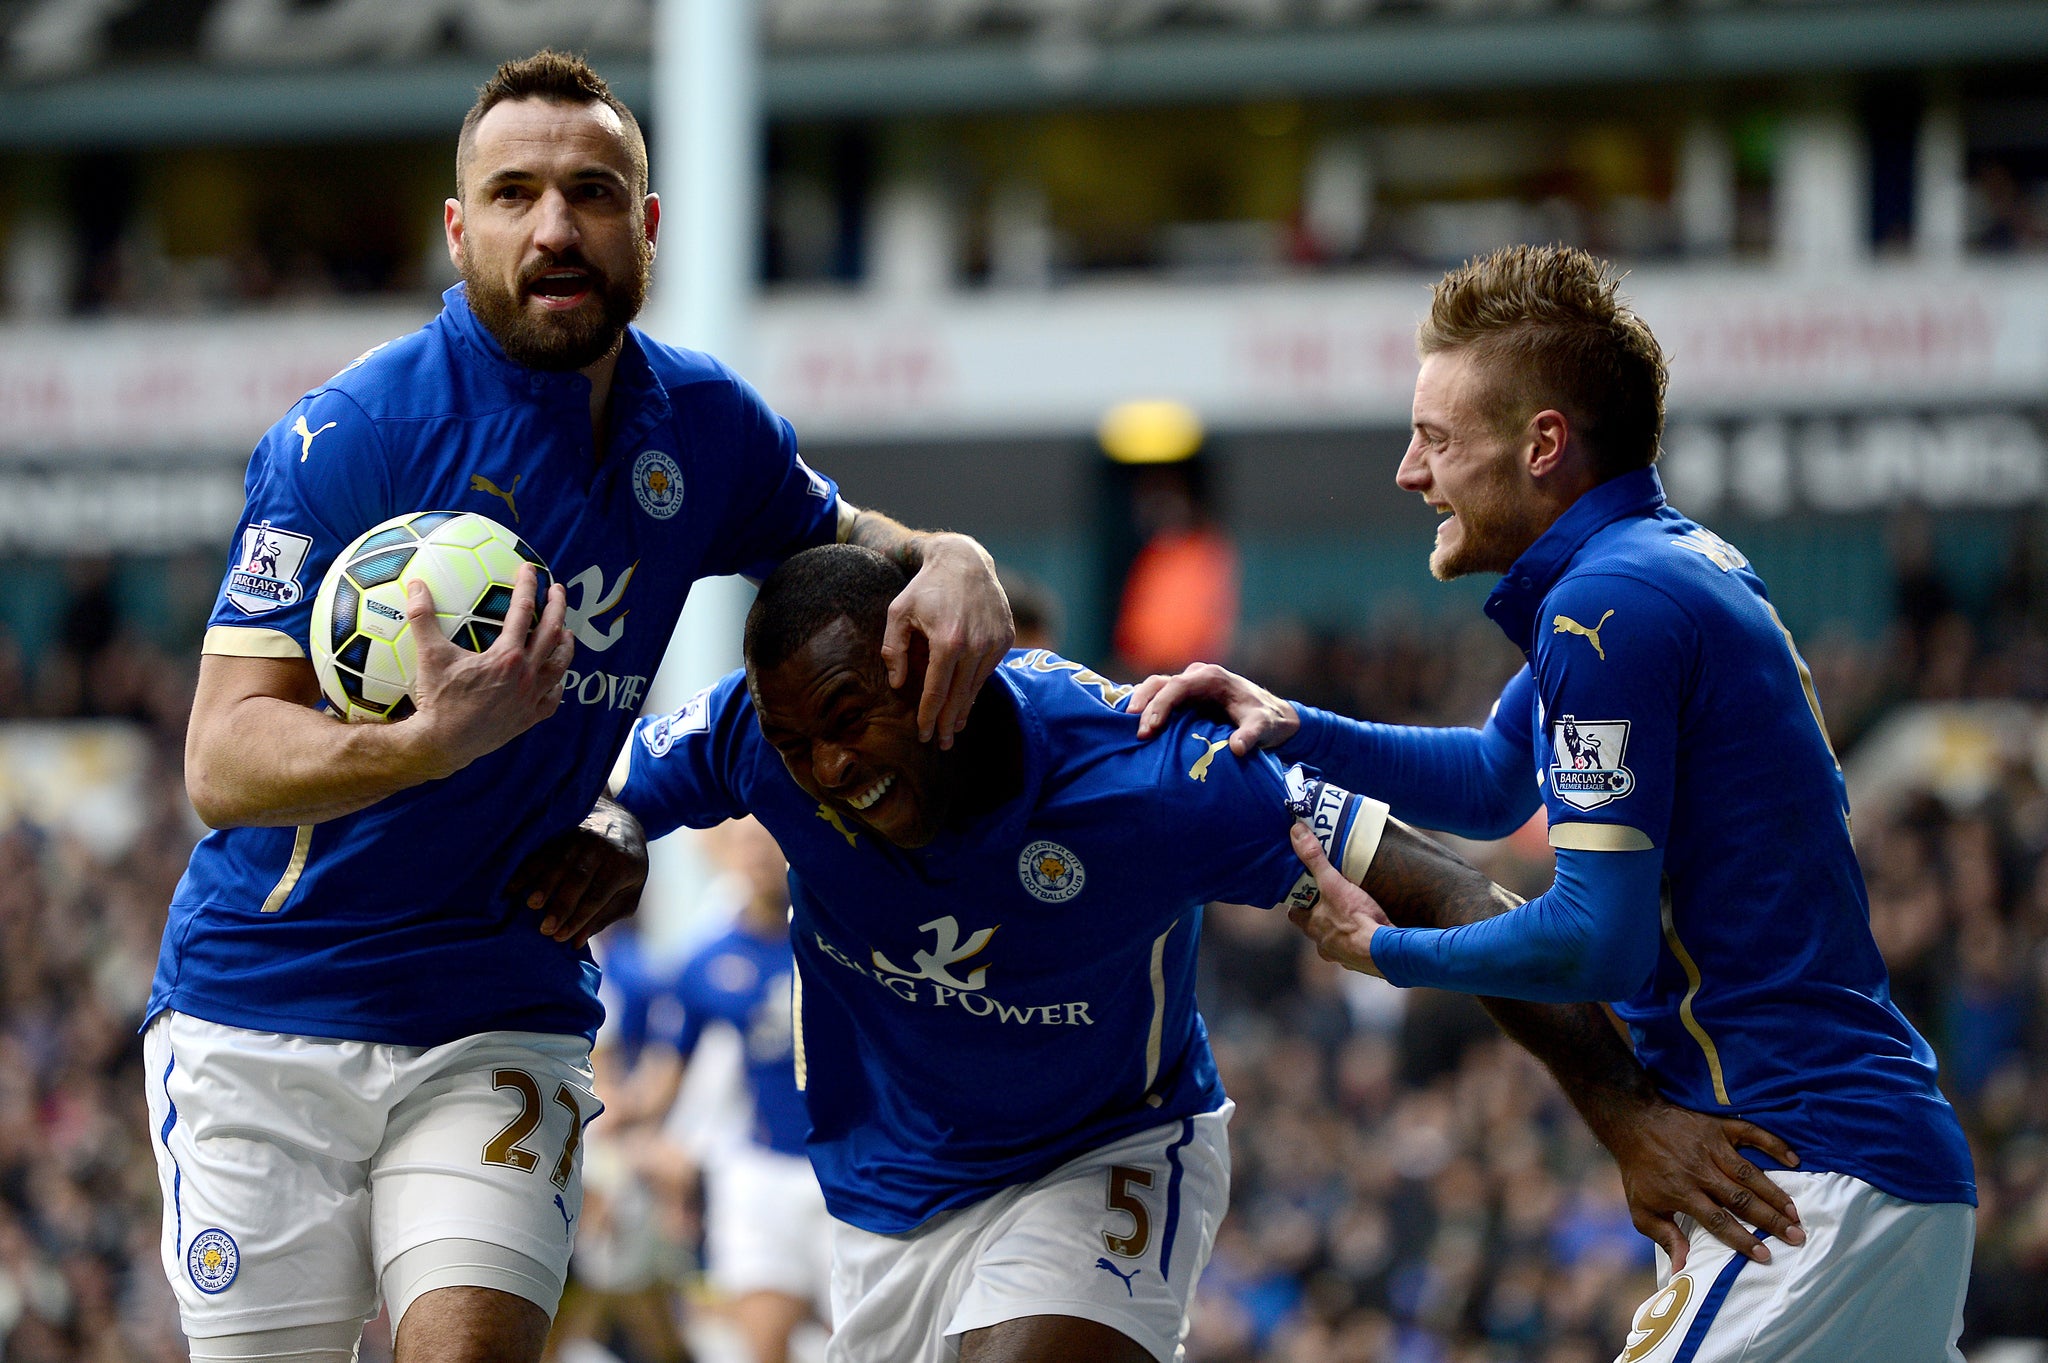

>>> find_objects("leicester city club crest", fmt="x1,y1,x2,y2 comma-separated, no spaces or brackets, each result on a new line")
1018,840,1085,903
1549,715,1636,811
632,449,685,521
187,1228,239,1294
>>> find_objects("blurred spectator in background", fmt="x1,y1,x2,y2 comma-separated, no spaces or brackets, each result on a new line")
1112,458,1240,675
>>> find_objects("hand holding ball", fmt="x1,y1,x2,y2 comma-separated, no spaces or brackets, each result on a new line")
310,511,554,722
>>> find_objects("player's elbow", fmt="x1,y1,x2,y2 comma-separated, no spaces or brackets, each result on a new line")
1563,951,1654,1003
184,730,258,829
184,760,241,830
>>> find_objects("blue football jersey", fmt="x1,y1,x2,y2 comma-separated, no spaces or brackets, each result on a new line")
672,925,810,1157
1484,469,1974,1206
612,650,1311,1233
149,284,841,1047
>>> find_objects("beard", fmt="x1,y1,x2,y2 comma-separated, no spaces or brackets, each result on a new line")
1428,453,1536,581
463,235,651,372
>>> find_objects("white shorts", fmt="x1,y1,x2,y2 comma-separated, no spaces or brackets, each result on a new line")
706,1140,833,1308
144,1011,599,1339
827,1103,1233,1363
1617,1170,1973,1363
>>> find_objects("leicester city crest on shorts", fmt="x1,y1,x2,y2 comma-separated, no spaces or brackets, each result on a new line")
187,1228,239,1294
225,520,313,616
1018,840,1085,903
632,449,684,521
1549,715,1636,811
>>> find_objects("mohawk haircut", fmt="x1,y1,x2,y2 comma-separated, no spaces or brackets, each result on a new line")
1419,244,1668,482
745,545,909,681
456,49,648,201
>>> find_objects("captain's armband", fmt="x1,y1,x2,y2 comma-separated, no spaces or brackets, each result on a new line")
1277,765,1391,912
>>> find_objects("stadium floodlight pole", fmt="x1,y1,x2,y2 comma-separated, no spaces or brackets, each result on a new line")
643,0,761,938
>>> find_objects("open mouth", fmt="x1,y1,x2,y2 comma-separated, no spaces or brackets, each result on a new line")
525,269,595,309
847,772,895,811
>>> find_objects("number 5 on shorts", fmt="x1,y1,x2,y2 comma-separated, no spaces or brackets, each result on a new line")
1104,1165,1154,1258
481,1068,585,1189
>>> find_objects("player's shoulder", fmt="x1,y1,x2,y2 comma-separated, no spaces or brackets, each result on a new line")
1553,510,1740,622
630,329,769,420
634,669,758,759
303,312,467,421
998,649,1145,756
1000,648,1267,797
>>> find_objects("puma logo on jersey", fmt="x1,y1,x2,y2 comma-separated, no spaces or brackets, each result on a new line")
470,472,521,523
292,416,337,461
1095,1259,1140,1296
818,804,858,847
553,1193,574,1235
1552,610,1614,661
1187,736,1230,782
872,916,998,992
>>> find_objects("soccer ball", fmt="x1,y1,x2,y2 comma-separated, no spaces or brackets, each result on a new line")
310,510,553,723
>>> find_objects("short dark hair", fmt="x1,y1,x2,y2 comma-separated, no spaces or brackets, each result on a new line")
456,50,648,201
745,545,908,680
1418,244,1668,481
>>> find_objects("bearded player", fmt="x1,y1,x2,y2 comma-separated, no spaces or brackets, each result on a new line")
145,51,1010,1363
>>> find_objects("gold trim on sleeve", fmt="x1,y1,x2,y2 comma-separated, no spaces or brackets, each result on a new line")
1141,920,1177,1099
1660,881,1730,1105
203,626,307,660
1549,822,1654,852
260,825,314,913
791,957,808,1093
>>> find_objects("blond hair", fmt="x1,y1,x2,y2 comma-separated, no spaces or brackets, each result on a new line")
1419,245,1668,480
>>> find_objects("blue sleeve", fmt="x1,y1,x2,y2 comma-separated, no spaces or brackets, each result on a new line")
205,389,395,655
1278,666,1539,840
1530,572,1689,851
702,375,842,581
1369,846,1664,1002
612,670,758,840
1149,711,1320,910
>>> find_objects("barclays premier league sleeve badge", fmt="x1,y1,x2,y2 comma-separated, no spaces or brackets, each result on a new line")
225,520,314,616
187,1227,240,1293
1549,715,1636,810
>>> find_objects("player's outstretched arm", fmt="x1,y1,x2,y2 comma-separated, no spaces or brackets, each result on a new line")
185,566,572,827
1292,817,1805,1269
1129,661,1300,754
841,506,1014,749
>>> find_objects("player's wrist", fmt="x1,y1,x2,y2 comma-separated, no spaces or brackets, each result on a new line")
386,708,471,783
915,530,992,577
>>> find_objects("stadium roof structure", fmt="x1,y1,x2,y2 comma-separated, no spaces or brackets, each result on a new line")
1,0,2045,147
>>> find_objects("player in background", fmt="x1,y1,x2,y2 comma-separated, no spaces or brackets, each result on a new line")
1131,245,1975,1361
620,817,831,1363
147,51,1010,1363
602,543,1802,1363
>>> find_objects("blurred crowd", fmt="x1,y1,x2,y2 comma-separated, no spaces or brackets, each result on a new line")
0,517,2044,1362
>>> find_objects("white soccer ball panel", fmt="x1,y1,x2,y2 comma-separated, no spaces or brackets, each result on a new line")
356,635,412,699
355,582,411,643
469,538,530,595
406,547,489,625
426,514,500,551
